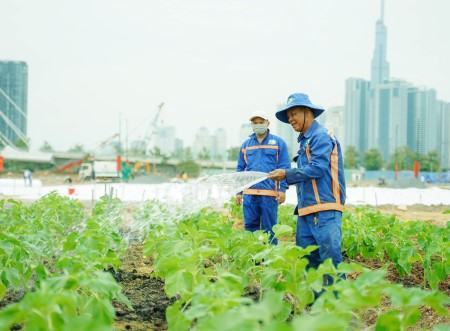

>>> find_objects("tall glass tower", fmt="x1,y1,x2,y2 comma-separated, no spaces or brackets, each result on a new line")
0,61,28,147
370,0,390,85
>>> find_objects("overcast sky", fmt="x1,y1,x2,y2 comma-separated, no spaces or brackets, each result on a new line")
1,0,449,150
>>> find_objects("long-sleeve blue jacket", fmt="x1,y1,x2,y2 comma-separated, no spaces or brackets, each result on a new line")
285,121,346,215
237,131,291,193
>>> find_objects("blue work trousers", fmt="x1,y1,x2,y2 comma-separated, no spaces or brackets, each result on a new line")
296,210,343,281
243,195,278,244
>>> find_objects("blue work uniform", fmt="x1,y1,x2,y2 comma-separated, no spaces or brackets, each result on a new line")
237,131,291,243
285,120,346,269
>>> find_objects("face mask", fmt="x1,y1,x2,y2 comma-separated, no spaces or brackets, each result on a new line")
252,123,268,135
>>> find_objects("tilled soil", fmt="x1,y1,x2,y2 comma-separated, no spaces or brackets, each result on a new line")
349,257,450,329
112,245,173,331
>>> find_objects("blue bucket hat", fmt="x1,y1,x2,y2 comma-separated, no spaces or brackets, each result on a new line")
275,93,325,123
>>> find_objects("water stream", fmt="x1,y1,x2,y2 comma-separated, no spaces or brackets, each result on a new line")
123,171,269,240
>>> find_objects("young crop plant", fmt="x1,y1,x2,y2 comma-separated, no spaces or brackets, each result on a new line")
342,208,449,290
144,207,450,331
0,194,130,331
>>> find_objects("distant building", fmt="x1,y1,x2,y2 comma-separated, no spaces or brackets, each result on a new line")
342,0,449,167
154,126,176,156
275,120,297,159
369,80,410,160
239,123,252,143
370,0,390,86
344,78,370,154
0,61,28,147
193,127,212,158
174,138,184,155
439,101,450,169
211,128,227,161
406,87,438,155
321,106,344,143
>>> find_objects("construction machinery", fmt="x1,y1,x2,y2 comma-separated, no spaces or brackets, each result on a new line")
56,133,120,174
144,102,165,155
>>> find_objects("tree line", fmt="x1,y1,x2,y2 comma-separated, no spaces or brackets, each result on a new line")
344,146,442,172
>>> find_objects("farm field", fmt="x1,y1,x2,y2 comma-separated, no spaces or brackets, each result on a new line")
0,194,449,330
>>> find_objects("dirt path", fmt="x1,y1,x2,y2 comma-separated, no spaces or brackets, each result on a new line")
113,245,172,331
371,204,450,226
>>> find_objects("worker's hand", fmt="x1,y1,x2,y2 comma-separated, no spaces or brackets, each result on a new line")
268,169,286,181
277,192,286,204
236,194,242,206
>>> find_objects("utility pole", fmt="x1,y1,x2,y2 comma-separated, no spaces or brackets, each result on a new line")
118,112,122,155
125,119,129,160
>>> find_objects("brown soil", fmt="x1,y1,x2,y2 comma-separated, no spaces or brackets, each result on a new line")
112,245,172,331
349,258,449,329
346,205,450,227
0,290,24,310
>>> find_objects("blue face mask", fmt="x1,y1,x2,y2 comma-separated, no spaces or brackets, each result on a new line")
252,123,268,135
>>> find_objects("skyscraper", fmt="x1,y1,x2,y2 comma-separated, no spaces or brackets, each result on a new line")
369,80,410,160
344,78,370,154
239,123,252,143
211,128,227,161
371,0,390,85
343,0,449,167
154,126,176,156
410,88,438,155
0,61,28,147
321,106,344,144
438,101,450,169
193,127,212,159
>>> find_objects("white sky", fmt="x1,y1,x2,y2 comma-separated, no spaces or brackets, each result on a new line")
1,0,449,150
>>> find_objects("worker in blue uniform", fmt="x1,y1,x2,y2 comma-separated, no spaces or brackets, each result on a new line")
268,93,346,279
236,111,291,244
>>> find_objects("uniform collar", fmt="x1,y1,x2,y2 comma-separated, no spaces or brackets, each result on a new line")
297,120,318,142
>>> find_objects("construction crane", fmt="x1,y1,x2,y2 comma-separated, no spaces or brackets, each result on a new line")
56,132,120,173
144,102,165,155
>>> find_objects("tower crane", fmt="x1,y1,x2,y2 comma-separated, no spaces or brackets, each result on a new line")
144,102,164,155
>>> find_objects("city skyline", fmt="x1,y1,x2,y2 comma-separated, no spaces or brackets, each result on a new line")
1,0,449,151
343,0,450,168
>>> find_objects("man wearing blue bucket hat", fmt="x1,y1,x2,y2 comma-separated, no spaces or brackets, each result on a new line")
236,111,291,244
268,93,346,277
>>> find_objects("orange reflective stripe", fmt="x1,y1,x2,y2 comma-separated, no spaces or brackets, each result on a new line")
242,148,248,164
243,189,278,197
242,145,278,165
330,144,340,204
298,135,342,216
305,146,321,204
298,203,344,216
246,145,279,151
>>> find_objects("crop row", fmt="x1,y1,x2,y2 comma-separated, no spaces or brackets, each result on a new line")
143,206,449,330
0,194,129,330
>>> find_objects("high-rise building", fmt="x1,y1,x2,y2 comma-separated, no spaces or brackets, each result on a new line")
239,123,252,144
275,120,298,159
342,0,450,167
371,0,390,85
406,87,438,155
406,87,419,153
439,101,450,169
321,106,344,144
0,61,28,147
174,138,184,156
344,78,370,154
211,128,227,161
193,127,212,158
369,80,410,160
154,126,176,156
